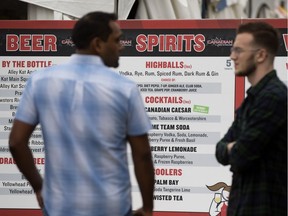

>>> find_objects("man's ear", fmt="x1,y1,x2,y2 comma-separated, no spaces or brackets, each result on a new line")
90,37,103,53
256,48,268,63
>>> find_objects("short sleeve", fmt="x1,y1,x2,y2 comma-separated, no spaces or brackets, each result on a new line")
15,76,39,125
127,84,152,136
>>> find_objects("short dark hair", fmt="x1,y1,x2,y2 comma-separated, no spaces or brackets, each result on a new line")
237,22,280,56
72,11,117,49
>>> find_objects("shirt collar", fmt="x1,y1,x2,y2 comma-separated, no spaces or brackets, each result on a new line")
246,70,277,97
69,54,104,66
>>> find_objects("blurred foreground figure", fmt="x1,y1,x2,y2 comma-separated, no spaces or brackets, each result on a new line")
216,22,287,216
9,11,154,216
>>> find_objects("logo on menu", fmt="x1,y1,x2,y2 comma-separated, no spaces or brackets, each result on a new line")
120,39,132,47
61,37,75,47
207,37,233,47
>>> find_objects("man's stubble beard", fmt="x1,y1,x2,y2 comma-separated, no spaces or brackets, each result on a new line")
236,58,257,77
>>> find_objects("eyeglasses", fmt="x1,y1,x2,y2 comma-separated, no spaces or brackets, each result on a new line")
230,47,260,55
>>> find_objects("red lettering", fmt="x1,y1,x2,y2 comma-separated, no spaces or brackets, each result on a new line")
136,34,147,52
6,34,18,51
147,35,159,52
183,35,194,51
177,35,183,51
32,35,44,51
194,34,205,52
0,157,16,164
159,34,165,51
44,35,57,51
6,34,57,52
154,168,182,176
145,96,183,104
34,158,45,164
165,34,176,51
20,34,31,51
136,34,205,52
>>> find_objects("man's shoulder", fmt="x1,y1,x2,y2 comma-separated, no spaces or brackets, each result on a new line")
266,76,287,95
259,77,287,104
103,68,136,85
28,67,50,80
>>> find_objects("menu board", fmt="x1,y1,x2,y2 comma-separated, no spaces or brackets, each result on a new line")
0,19,287,216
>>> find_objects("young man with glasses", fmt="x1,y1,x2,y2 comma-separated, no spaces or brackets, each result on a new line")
216,22,287,215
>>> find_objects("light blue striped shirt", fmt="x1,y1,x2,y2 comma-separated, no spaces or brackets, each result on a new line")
15,54,152,216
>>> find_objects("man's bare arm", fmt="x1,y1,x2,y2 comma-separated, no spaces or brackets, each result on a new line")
9,119,43,207
128,134,154,215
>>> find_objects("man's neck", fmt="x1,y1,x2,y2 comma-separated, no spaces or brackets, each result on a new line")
247,65,274,86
